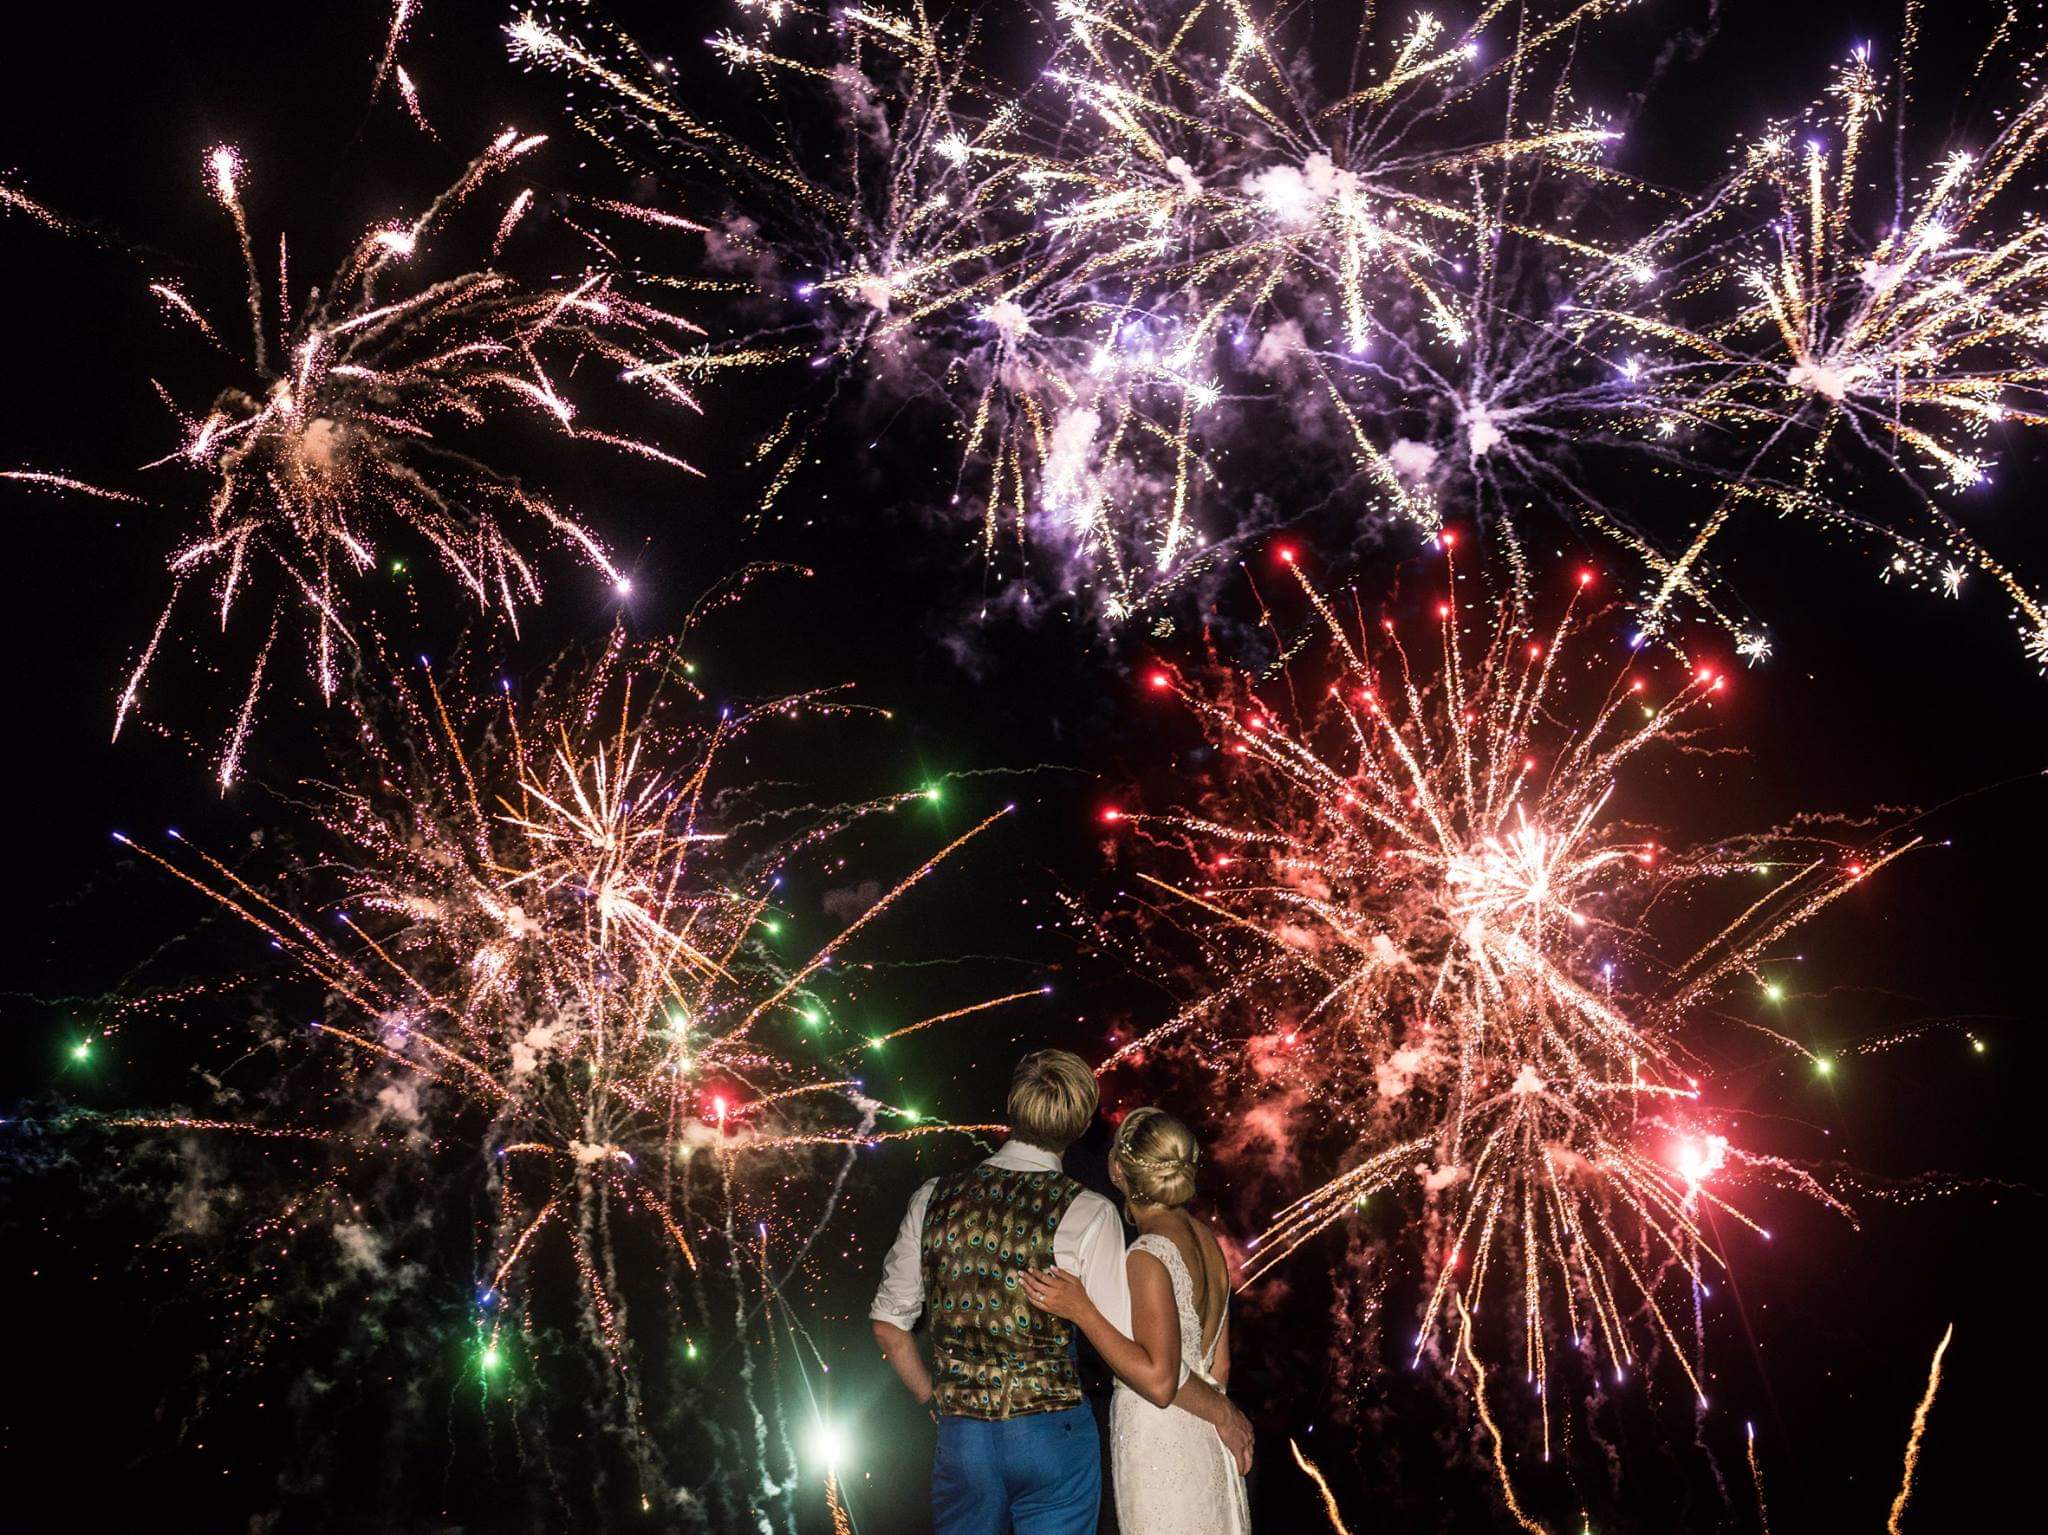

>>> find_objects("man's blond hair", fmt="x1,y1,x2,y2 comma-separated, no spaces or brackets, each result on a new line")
1006,1049,1099,1152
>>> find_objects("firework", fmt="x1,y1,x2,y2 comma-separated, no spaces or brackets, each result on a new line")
24,129,713,784
0,176,75,234
1886,1322,1954,1534
1099,549,1915,1441
1457,1293,1547,1533
1597,28,2048,657
502,2,2048,666
1290,1438,1356,1535
1747,1419,1775,1534
510,0,1658,621
1332,201,1759,631
508,0,1215,617
106,631,1024,1517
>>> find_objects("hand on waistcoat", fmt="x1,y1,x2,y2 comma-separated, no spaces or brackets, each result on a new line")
1018,1264,1094,1322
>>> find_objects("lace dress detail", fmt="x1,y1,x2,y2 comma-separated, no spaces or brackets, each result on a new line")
1109,1233,1252,1534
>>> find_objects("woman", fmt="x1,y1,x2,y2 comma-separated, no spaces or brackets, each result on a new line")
1020,1107,1251,1534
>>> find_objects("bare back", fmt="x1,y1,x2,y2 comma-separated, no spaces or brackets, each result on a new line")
1151,1208,1229,1355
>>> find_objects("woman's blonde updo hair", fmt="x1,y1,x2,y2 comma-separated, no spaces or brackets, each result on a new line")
1112,1107,1199,1208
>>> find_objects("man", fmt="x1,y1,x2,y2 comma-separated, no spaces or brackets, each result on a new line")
1063,1110,1130,1534
871,1049,1254,1534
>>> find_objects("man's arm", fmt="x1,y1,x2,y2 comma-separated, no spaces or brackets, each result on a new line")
1180,1308,1252,1472
1171,1375,1253,1475
868,1179,937,1407
1178,1310,1233,1418
871,1319,935,1409
1172,1374,1236,1427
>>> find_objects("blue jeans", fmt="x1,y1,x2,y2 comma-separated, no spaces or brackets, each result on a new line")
932,1403,1101,1535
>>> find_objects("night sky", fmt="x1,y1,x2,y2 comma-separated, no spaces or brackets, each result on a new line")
2,2,2044,1531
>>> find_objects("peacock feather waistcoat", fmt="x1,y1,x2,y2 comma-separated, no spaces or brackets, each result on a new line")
920,1161,1085,1419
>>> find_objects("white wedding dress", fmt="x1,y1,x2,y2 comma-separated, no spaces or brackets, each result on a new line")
1110,1233,1253,1534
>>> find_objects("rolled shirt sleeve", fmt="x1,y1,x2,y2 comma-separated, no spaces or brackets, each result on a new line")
1056,1190,1190,1388
869,1177,937,1330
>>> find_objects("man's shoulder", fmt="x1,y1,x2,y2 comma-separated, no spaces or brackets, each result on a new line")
1063,1184,1120,1224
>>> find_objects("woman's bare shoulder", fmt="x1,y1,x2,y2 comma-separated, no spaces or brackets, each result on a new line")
1129,1216,1223,1284
1124,1240,1176,1299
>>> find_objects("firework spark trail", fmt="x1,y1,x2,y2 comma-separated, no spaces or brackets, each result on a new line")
0,469,145,502
1288,1439,1355,1535
13,131,715,782
395,65,435,138
841,984,1052,1053
1104,549,1913,1428
824,1474,853,1535
507,0,1671,629
368,0,418,112
1457,1294,1548,1535
1746,1420,1773,1535
96,1114,424,1149
104,633,1029,1514
1886,1323,1954,1534
0,178,74,233
1335,9,2048,662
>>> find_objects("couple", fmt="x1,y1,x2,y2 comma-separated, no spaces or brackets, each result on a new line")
869,1049,1253,1534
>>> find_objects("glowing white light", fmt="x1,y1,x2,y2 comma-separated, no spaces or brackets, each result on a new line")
207,145,244,204
807,1420,850,1470
978,298,1032,339
1672,1133,1728,1188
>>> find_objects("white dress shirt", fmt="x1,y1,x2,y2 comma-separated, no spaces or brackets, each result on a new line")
870,1139,1135,1337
